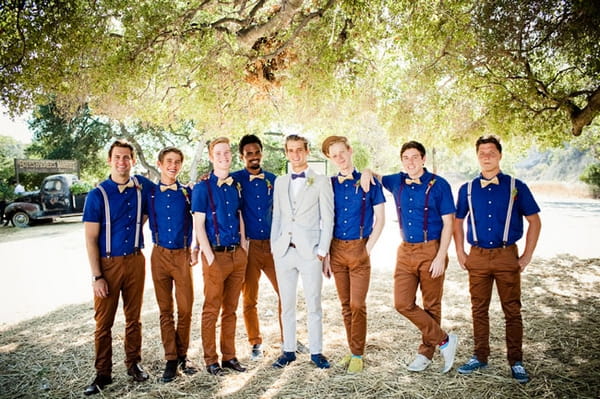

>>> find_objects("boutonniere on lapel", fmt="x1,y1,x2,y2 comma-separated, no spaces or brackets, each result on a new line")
181,187,190,204
306,176,315,187
353,179,360,194
424,178,436,194
511,187,518,200
265,178,273,195
135,182,143,191
236,182,242,198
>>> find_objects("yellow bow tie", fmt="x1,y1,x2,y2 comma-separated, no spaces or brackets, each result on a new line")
480,176,499,188
405,177,421,185
217,176,234,187
337,174,353,184
117,179,135,193
160,183,178,192
249,173,265,181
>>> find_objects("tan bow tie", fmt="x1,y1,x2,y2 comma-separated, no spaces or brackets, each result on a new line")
217,176,234,187
337,174,353,183
117,179,135,193
160,183,178,192
480,176,499,188
405,177,421,185
249,173,265,181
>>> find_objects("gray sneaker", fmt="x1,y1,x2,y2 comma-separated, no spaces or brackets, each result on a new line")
250,344,263,361
439,333,458,373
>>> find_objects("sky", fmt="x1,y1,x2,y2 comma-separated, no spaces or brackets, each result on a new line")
0,107,32,143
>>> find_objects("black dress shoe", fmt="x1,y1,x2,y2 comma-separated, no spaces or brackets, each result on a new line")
161,360,179,383
178,356,199,375
206,362,224,376
83,374,112,396
222,357,247,372
127,363,149,382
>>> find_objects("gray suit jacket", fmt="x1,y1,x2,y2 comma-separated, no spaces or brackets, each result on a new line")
270,168,334,261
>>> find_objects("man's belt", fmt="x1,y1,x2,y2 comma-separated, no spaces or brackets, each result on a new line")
212,245,239,252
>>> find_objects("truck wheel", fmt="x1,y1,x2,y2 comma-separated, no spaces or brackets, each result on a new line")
12,211,31,228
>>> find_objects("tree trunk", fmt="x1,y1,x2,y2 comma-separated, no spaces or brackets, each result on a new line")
570,86,600,137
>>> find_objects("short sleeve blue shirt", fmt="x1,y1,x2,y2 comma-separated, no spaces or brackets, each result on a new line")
191,173,242,246
147,181,193,249
382,169,455,243
332,170,386,240
231,168,277,240
456,172,540,248
82,175,152,258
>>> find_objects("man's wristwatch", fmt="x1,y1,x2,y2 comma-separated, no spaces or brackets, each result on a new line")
92,275,104,283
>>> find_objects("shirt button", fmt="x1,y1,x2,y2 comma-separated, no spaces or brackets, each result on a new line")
344,208,347,211
167,216,171,220
166,205,170,208
488,200,492,204
409,198,413,201
228,213,231,216
489,241,493,245
168,228,171,232
409,235,413,239
258,218,262,222
226,201,229,204
408,222,412,226
258,207,261,210
345,196,348,200
488,214,492,218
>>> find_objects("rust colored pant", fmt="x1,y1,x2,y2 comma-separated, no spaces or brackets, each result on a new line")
94,252,145,376
394,240,447,359
201,247,247,365
330,238,371,356
242,239,282,345
151,245,194,361
465,245,523,365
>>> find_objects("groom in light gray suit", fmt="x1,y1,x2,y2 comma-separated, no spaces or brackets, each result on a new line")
270,134,334,369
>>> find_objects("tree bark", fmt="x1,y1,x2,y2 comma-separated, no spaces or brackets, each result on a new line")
570,86,600,137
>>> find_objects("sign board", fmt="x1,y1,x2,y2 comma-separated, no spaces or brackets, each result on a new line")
14,159,80,183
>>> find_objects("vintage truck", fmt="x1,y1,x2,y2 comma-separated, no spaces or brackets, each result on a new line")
3,174,90,227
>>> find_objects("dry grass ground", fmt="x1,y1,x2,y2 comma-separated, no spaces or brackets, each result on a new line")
1,254,599,399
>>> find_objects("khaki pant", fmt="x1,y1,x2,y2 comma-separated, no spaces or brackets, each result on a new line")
151,245,194,361
242,239,282,345
465,245,523,365
94,252,145,375
394,240,447,359
330,238,371,356
201,247,247,365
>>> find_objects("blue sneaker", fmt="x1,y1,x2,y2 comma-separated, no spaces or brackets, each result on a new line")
310,353,331,369
511,361,530,384
457,356,488,374
272,351,296,368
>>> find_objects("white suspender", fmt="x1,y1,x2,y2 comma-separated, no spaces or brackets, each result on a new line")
96,184,112,257
502,177,516,246
467,176,515,248
466,181,478,245
97,177,143,258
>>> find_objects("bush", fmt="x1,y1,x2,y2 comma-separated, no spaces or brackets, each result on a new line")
580,163,600,197
70,181,94,195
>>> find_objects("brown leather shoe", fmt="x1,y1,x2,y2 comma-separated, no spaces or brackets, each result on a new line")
83,374,112,396
222,357,247,372
127,363,149,382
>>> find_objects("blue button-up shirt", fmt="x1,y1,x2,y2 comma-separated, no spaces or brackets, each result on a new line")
83,175,152,257
191,173,242,246
382,169,455,243
332,170,386,240
456,172,540,248
147,182,193,249
231,168,276,240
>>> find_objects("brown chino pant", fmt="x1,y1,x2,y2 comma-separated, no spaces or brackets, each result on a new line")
201,247,247,365
330,238,371,356
394,240,447,359
465,244,523,365
94,252,145,376
151,245,194,361
242,239,282,345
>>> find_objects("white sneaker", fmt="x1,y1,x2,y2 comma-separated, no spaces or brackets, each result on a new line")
250,344,263,361
440,333,458,373
407,354,432,372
